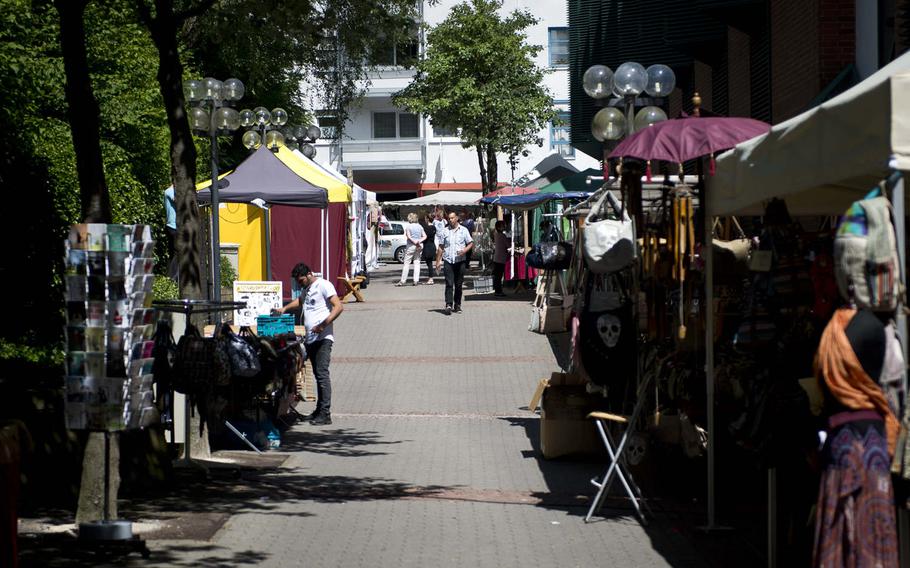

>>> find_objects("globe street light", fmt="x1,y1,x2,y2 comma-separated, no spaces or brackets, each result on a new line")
184,76,245,302
585,62,675,227
237,106,321,158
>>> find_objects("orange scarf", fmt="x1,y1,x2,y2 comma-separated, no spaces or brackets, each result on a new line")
816,308,899,456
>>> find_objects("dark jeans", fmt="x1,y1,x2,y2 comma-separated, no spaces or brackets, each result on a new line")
443,260,466,307
492,262,505,294
424,259,435,278
305,339,333,415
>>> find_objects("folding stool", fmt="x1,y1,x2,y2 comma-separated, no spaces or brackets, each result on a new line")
584,372,655,524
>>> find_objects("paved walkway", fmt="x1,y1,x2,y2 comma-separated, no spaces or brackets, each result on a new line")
121,264,708,566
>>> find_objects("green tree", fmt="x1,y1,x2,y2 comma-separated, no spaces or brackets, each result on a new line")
393,0,555,194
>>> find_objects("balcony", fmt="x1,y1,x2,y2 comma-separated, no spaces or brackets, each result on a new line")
340,138,424,171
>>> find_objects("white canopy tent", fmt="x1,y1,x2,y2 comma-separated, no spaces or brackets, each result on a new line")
383,191,483,207
706,51,910,548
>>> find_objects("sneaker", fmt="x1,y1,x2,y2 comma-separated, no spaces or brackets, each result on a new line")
298,410,318,421
454,305,462,313
412,281,419,286
394,281,405,287
444,305,452,315
427,279,434,285
310,414,332,425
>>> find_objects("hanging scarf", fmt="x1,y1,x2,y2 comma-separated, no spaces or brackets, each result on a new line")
816,308,899,456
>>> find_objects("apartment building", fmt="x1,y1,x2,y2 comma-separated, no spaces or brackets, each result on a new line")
308,0,600,200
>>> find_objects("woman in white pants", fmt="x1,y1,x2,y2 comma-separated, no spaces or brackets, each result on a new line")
397,212,426,286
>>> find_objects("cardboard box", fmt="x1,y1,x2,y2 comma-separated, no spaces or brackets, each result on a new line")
540,385,603,459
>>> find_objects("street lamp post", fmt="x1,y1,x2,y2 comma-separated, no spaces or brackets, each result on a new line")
184,77,245,302
584,62,675,225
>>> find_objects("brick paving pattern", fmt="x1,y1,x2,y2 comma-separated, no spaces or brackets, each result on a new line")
119,264,709,567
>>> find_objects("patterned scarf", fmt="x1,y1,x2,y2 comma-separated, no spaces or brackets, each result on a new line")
816,308,899,456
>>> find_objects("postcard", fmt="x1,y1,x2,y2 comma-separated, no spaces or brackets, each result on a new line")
86,224,107,251
68,224,89,250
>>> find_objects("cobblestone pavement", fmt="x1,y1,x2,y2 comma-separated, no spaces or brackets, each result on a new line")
123,263,709,567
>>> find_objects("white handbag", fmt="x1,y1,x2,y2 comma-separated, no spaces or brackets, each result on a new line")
582,190,636,274
529,272,572,335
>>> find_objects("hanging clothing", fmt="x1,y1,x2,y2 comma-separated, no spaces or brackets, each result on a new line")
813,308,900,567
816,308,899,455
813,415,898,567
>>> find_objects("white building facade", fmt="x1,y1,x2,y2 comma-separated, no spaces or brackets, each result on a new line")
308,0,600,200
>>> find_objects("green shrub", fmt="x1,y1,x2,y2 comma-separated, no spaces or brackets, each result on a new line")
220,255,238,289
152,275,179,301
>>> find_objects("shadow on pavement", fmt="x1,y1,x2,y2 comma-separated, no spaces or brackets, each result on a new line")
280,427,404,457
19,537,270,567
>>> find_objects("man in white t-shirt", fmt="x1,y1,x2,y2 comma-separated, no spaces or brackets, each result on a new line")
278,262,343,425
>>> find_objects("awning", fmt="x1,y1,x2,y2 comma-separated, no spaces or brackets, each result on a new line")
383,191,483,207
710,52,910,215
478,191,592,210
196,146,328,208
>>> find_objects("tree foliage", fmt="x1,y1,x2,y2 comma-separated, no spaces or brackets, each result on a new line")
393,0,555,193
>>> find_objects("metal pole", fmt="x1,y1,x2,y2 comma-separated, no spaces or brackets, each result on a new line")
210,105,222,302
704,186,717,529
103,431,110,521
263,205,272,280
892,175,910,568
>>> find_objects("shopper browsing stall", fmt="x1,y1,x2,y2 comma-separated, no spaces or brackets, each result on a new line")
278,262,343,425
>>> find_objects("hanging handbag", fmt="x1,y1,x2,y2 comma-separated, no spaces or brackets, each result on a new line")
529,271,572,335
172,324,219,394
582,190,636,274
526,241,574,270
220,325,262,379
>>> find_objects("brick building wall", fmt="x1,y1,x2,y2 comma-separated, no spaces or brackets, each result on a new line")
727,26,752,117
818,0,856,85
770,0,820,121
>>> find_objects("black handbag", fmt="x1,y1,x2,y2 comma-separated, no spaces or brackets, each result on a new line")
526,241,574,270
173,324,228,394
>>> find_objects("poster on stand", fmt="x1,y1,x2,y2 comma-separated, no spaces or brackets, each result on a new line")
233,281,283,326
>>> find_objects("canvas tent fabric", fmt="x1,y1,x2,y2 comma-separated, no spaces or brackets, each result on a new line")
537,168,603,194
275,146,352,203
196,146,329,208
271,203,348,299
478,191,591,210
383,191,483,207
710,52,910,216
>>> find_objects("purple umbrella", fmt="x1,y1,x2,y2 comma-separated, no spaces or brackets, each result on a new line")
609,116,771,167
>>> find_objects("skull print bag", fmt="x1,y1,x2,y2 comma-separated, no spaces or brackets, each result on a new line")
579,274,636,389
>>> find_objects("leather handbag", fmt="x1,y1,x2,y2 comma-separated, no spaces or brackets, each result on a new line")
582,190,636,274
220,325,262,379
526,241,574,270
529,272,572,335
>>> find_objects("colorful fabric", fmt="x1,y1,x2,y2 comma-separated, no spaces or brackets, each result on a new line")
816,308,899,455
813,419,898,567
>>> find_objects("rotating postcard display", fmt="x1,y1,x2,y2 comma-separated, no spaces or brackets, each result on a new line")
64,224,158,431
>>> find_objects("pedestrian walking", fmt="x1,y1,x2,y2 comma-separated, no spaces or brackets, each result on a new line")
422,214,438,285
492,220,509,297
397,213,426,286
463,212,476,267
278,262,343,425
435,211,474,315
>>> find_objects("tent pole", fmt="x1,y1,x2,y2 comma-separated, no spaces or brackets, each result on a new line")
320,209,326,277
326,208,331,282
263,205,272,281
704,189,717,530
893,174,910,568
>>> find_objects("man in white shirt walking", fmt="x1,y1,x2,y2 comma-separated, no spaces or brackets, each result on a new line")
278,262,343,425
435,211,474,315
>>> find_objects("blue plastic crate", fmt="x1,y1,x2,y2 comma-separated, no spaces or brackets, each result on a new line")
256,314,295,336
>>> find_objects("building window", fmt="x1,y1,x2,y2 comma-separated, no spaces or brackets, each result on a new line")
373,111,420,139
551,111,573,158
317,113,339,139
399,113,419,138
369,27,419,67
373,112,398,138
548,28,569,67
432,123,458,137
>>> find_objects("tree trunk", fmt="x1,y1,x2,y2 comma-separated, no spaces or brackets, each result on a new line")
485,143,498,194
476,145,488,195
141,0,211,458
56,0,120,523
146,0,206,305
56,0,112,223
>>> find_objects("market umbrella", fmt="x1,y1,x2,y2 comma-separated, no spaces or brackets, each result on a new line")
608,116,771,164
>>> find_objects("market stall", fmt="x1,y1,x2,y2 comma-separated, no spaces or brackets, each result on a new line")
710,50,910,562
